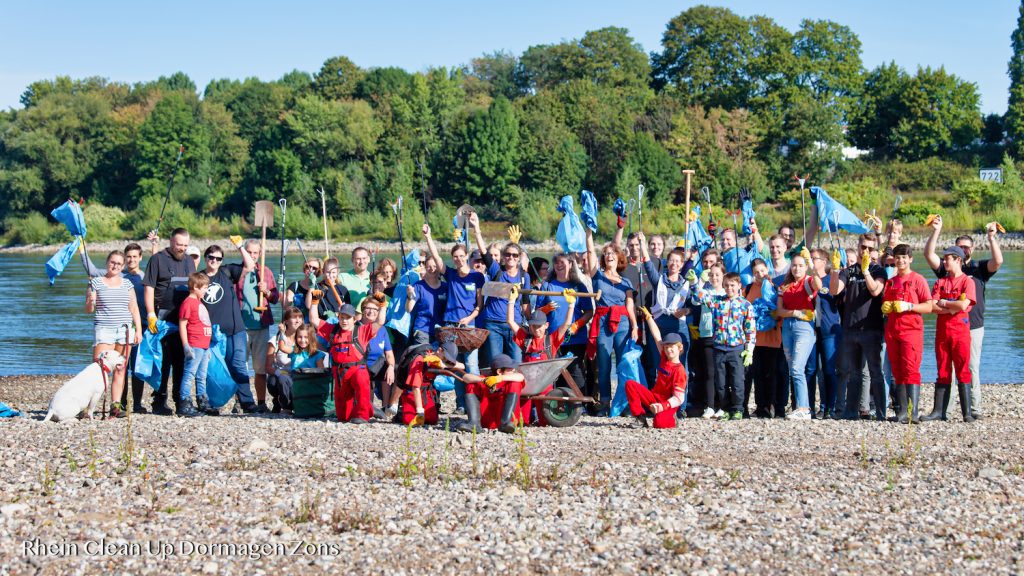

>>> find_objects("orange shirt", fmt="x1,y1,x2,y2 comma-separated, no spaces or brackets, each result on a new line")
746,282,781,348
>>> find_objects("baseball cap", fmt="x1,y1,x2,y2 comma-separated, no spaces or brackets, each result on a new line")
186,246,201,257
662,333,683,346
439,341,459,363
528,310,548,326
337,304,357,317
942,246,966,260
491,354,519,370
469,249,484,262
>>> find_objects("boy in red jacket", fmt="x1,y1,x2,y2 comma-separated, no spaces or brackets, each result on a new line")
459,354,527,433
626,308,687,428
881,244,934,424
922,246,977,422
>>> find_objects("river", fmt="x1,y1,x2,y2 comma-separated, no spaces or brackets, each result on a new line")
1,250,1021,382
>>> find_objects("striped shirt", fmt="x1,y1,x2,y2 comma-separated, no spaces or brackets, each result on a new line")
91,276,135,329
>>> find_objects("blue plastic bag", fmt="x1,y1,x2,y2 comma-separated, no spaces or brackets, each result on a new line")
134,320,176,390
741,199,756,236
611,340,646,417
433,374,456,393
752,279,778,332
205,327,238,409
386,251,424,337
556,196,586,254
45,238,81,285
580,190,598,232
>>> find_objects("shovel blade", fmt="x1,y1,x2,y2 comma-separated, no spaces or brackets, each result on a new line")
455,204,475,228
481,281,516,299
254,200,275,228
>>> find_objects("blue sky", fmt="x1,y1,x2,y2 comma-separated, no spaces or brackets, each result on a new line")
0,0,1016,113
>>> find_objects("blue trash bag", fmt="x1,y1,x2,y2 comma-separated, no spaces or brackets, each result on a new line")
752,278,779,332
0,401,21,418
556,195,586,253
580,190,599,232
205,327,238,409
134,320,177,391
433,374,456,393
611,340,646,417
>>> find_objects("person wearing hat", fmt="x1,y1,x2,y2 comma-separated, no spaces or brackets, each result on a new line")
921,246,977,422
458,353,526,433
403,341,463,426
185,245,201,270
626,308,688,428
309,300,375,424
880,244,934,424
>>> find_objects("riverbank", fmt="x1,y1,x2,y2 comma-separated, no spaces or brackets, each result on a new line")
2,375,1023,574
2,232,1020,255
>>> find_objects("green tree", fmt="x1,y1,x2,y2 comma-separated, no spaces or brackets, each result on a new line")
1007,1,1024,158
281,94,382,172
848,62,908,157
133,92,210,203
625,132,682,206
465,51,523,101
516,104,588,198
890,67,982,160
314,56,365,101
792,19,863,118
437,97,519,204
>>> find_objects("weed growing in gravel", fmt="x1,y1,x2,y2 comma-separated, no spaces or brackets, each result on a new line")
64,447,79,472
39,463,56,496
397,426,420,487
87,431,98,478
115,414,138,474
225,456,265,471
307,459,326,480
511,421,533,489
330,505,381,534
289,492,322,525
662,534,691,554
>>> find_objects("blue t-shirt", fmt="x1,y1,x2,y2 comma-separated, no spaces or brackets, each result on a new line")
291,350,326,369
412,280,447,337
483,260,529,323
442,267,485,323
593,269,634,307
364,324,392,368
536,279,594,346
817,274,841,337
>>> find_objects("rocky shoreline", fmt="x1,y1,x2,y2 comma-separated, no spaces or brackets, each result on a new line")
2,232,1020,255
1,375,1023,574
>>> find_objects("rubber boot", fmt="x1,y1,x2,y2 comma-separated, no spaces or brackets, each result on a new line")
921,385,950,422
895,385,909,424
908,385,921,424
456,393,483,433
498,393,520,434
958,384,976,423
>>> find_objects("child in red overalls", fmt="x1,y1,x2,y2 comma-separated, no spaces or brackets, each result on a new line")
881,244,934,424
922,246,977,422
625,308,687,428
459,354,527,433
309,301,375,424
403,341,461,426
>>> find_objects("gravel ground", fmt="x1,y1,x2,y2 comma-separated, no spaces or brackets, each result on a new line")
2,375,1023,575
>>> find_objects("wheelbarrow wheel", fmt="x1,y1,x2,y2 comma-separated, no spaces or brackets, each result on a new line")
540,387,582,428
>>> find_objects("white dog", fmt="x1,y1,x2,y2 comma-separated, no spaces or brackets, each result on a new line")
43,351,125,422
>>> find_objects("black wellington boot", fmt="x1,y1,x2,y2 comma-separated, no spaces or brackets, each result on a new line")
958,384,976,423
921,385,950,422
456,393,483,433
908,386,921,424
895,385,909,424
498,393,520,434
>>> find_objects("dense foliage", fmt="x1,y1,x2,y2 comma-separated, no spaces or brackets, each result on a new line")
1,5,1020,243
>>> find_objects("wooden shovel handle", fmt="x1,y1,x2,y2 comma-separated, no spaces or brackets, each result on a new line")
521,288,602,299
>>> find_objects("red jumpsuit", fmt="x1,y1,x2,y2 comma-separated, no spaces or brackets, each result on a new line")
467,377,525,429
402,355,440,425
317,322,375,422
626,359,687,429
932,274,975,385
513,329,565,426
882,272,932,386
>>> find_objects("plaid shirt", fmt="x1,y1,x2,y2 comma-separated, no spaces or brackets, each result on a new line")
695,285,756,349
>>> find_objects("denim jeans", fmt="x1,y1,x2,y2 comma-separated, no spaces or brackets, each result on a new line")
454,347,479,410
224,330,254,404
484,319,522,366
815,328,841,413
839,329,885,419
181,346,211,402
781,318,816,410
596,316,630,403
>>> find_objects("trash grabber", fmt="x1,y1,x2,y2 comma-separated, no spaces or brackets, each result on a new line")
730,209,740,274
637,183,645,291
122,322,134,418
150,145,185,237
279,198,288,317
318,186,330,260
295,238,317,290
791,173,809,244
682,170,694,255
253,200,275,311
625,198,636,236
888,194,903,225
391,196,408,272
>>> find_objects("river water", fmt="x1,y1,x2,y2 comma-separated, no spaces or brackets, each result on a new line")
1,251,1021,382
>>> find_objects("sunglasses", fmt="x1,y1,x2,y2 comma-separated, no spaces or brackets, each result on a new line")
304,265,320,272
504,252,521,258
207,255,223,262
859,245,873,250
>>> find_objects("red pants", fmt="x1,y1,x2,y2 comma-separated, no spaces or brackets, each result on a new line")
625,379,677,429
467,381,527,429
935,320,971,386
520,385,553,427
400,386,438,425
885,328,923,386
334,365,372,422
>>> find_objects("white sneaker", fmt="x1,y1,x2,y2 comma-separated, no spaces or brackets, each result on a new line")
786,410,812,420
702,408,715,419
713,409,726,420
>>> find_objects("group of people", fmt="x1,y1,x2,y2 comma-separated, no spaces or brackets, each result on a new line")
79,202,1003,431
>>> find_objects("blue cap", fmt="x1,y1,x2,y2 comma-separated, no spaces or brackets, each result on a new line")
439,341,459,363
491,354,519,370
942,246,966,260
528,310,548,326
338,304,357,317
662,333,683,346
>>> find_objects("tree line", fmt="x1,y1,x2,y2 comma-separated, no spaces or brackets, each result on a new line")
2,4,1022,244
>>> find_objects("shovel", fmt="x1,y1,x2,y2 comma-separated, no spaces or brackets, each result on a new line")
481,280,600,299
253,200,275,312
455,204,474,245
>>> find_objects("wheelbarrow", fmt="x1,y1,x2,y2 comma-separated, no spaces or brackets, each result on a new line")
480,356,595,428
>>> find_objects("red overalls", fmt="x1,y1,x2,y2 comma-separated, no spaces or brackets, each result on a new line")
626,359,687,428
402,355,440,425
932,274,975,385
883,272,932,386
318,323,374,422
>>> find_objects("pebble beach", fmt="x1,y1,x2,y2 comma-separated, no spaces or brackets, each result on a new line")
1,375,1023,574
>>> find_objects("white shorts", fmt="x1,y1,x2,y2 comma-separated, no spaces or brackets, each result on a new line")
246,328,270,375
95,325,136,346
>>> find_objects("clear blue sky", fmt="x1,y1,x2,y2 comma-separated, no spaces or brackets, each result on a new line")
0,0,1015,113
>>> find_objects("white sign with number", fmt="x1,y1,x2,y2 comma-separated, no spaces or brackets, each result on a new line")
980,168,1003,183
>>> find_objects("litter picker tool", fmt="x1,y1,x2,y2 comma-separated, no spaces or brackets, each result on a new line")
481,281,601,300
700,185,720,252
792,174,809,243
317,186,330,260
455,204,475,247
295,238,317,290
150,145,185,237
637,183,645,307
278,198,288,317
253,200,275,312
625,198,636,236
390,196,408,273
682,170,695,254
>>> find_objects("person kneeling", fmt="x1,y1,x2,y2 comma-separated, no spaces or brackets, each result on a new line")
625,309,687,428
310,300,375,424
459,354,526,434
402,341,461,426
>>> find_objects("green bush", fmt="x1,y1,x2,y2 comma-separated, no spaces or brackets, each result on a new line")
516,190,559,241
82,203,128,242
950,178,995,207
895,200,944,226
844,157,971,192
2,212,62,245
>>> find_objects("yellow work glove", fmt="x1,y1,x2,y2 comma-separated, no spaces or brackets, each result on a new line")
958,292,967,301
310,289,323,307
741,348,754,367
799,246,812,263
688,325,700,340
77,238,85,255
831,249,842,270
484,376,502,389
860,248,871,271
508,284,519,301
562,288,577,306
229,235,244,248
893,301,914,313
507,225,522,244
881,301,894,315
423,354,442,368
793,309,815,322
147,313,158,334
452,228,463,242
684,269,697,285
639,306,653,321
